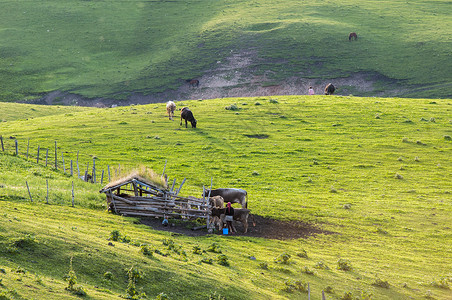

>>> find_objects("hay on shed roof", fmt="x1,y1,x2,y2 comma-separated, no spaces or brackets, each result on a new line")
102,166,168,191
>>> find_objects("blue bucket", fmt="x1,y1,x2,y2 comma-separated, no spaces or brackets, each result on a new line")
223,228,229,235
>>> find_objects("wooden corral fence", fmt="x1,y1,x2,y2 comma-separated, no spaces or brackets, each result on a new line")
100,176,211,224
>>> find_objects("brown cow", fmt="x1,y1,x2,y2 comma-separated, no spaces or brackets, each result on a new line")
349,32,358,41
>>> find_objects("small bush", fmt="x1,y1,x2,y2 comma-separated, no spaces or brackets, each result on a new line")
225,104,239,111
254,102,261,105
259,262,268,270
104,271,113,280
372,278,390,288
343,203,352,209
206,243,221,253
394,173,404,179
274,253,291,264
110,230,121,241
337,258,352,271
302,266,315,275
139,244,153,257
314,261,330,270
324,286,334,293
296,249,308,258
192,245,202,255
444,135,452,141
217,254,229,266
341,291,353,300
269,98,279,104
12,234,37,249
282,280,308,293
200,257,213,265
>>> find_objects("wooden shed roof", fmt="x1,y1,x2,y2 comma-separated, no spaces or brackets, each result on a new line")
99,173,168,194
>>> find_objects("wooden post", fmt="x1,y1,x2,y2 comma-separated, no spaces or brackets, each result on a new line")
170,178,176,192
101,170,104,185
308,283,310,300
54,141,57,169
322,290,326,300
37,146,40,163
86,162,89,175
162,159,167,176
71,181,75,207
45,148,49,167
62,153,66,173
84,170,88,182
92,158,96,183
77,158,80,178
0,136,3,152
175,178,186,196
118,164,121,176
107,165,111,182
26,181,33,202
46,179,49,204
70,160,73,176
15,139,18,156
26,139,29,159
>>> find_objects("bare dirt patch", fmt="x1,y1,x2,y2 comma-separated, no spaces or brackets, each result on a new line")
33,50,408,108
140,215,332,240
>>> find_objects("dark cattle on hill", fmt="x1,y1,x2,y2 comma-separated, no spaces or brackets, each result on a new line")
180,107,197,128
349,32,358,41
324,83,336,95
186,79,199,87
204,188,247,208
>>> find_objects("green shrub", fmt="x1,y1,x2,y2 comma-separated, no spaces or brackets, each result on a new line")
275,252,291,264
259,262,268,270
337,258,352,271
314,261,330,270
110,230,121,241
139,244,154,257
282,280,308,293
206,243,221,253
372,278,390,288
225,104,239,111
192,245,202,255
302,266,315,275
217,254,229,266
296,249,308,258
341,291,353,300
104,271,113,280
269,99,279,104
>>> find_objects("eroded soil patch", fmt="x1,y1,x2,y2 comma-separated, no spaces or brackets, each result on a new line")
140,215,332,240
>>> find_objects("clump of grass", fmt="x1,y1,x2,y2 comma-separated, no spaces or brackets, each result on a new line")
274,252,291,264
296,249,308,258
397,156,404,161
252,171,260,176
372,278,390,288
104,271,113,280
281,280,308,293
259,262,268,270
108,165,168,190
109,230,121,241
343,203,352,209
395,173,404,179
206,243,222,253
139,244,153,257
254,102,261,106
302,266,315,275
330,186,338,193
314,261,330,270
375,113,380,119
444,135,451,140
200,257,213,265
125,265,145,300
402,137,410,143
414,156,420,161
341,291,353,300
225,104,239,111
192,245,202,255
430,277,450,289
337,258,352,271
269,98,279,104
416,140,426,146
11,234,37,249
324,286,334,293
420,117,429,122
217,254,229,266
375,227,389,235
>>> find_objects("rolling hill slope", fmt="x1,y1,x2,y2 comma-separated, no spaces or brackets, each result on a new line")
0,0,451,104
0,96,451,299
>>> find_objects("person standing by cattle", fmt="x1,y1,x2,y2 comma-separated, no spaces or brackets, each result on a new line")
225,202,236,234
308,86,315,95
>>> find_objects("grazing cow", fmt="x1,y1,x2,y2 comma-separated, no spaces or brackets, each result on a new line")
349,32,358,41
180,107,197,128
209,195,224,209
186,79,199,87
166,101,176,120
211,208,255,233
324,83,335,95
203,188,247,208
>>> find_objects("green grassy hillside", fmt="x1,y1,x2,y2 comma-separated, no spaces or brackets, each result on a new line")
0,0,451,102
0,96,451,299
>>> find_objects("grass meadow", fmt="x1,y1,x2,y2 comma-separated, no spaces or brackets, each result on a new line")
0,0,451,101
0,96,451,299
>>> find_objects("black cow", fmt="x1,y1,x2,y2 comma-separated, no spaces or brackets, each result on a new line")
324,83,335,95
180,107,197,128
204,188,247,208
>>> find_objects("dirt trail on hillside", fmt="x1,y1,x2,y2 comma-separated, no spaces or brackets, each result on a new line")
35,51,407,107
